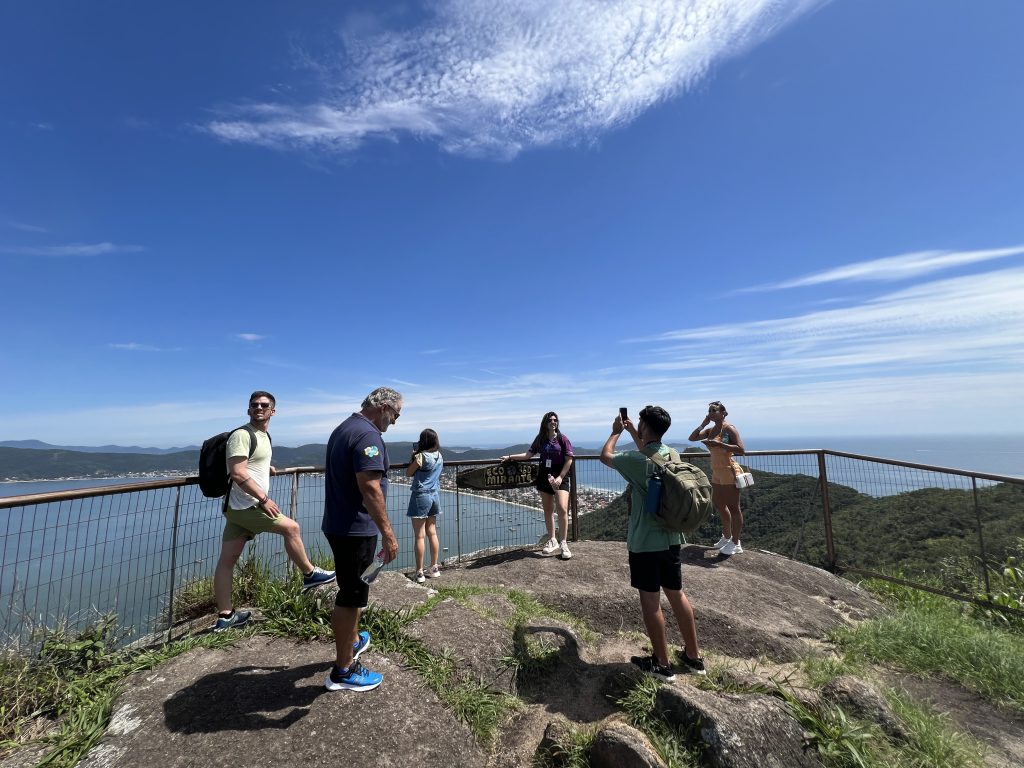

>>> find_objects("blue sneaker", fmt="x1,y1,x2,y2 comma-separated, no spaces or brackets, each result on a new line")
325,660,383,692
213,610,251,632
302,566,337,592
353,630,371,660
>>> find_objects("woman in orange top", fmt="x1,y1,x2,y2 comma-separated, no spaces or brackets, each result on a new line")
689,401,746,555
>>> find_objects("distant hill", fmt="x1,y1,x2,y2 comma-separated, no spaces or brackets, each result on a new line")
0,440,197,454
0,441,608,481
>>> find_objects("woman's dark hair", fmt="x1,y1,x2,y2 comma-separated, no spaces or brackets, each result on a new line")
415,428,440,453
709,401,728,417
534,411,560,447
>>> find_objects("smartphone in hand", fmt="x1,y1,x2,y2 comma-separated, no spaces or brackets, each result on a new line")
619,407,628,421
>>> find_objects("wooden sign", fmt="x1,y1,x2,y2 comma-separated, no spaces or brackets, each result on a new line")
457,462,539,490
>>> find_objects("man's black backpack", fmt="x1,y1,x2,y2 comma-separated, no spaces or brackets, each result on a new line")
198,425,268,498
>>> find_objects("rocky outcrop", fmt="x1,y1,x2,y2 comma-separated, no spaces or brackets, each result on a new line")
43,541,1019,768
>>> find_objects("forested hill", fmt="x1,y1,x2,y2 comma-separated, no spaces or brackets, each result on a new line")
580,467,1024,577
1,442,579,481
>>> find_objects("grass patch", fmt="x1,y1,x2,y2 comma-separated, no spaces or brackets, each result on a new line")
835,580,1024,710
0,613,240,767
362,602,520,744
532,722,597,768
615,675,702,768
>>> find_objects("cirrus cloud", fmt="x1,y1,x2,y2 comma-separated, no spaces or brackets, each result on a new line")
205,0,826,158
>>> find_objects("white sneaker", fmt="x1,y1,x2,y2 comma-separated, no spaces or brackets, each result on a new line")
427,565,441,579
559,541,572,560
541,538,559,555
719,541,741,556
732,541,743,554
415,570,426,583
712,536,730,549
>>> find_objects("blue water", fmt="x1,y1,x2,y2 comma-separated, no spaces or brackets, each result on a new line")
0,475,548,646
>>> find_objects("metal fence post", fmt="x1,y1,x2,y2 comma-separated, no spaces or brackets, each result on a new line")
972,477,992,595
569,461,579,541
817,451,836,570
165,486,182,641
289,472,299,520
455,482,463,561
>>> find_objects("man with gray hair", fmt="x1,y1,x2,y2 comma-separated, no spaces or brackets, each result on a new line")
322,386,403,692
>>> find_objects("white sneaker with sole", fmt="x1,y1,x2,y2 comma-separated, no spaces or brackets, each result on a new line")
541,537,559,555
415,570,425,584
559,541,572,560
712,535,730,549
719,541,741,555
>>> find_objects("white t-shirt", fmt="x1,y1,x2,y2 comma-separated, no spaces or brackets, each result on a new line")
226,427,272,510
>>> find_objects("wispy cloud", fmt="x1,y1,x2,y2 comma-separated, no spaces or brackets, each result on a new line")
742,244,1024,292
205,0,825,158
638,268,1024,381
1,219,47,233
109,343,161,352
0,242,144,257
236,333,265,342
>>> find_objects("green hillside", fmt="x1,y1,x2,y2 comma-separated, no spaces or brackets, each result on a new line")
579,468,1024,580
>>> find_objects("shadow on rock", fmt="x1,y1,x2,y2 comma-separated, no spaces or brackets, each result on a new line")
513,624,621,723
164,662,325,733
463,548,539,569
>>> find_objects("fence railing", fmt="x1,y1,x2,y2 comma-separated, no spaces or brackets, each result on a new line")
1,450,1021,648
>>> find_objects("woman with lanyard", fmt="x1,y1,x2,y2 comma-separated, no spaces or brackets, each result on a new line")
501,411,575,560
689,401,747,555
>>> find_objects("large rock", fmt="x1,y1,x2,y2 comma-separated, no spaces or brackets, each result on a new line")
76,637,488,768
589,718,667,768
655,683,822,768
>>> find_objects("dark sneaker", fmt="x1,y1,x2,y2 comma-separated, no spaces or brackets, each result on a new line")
677,652,707,676
630,654,676,682
353,630,371,660
213,610,251,633
324,660,383,692
302,566,337,592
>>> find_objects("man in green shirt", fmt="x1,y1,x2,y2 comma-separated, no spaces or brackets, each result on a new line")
600,405,705,680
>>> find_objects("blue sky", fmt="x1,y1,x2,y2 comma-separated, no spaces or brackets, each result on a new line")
2,0,1022,449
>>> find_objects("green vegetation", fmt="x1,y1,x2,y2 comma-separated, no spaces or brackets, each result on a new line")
0,613,240,767
616,675,702,768
833,578,1024,711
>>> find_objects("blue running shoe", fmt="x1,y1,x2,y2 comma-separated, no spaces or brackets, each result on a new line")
324,661,382,692
213,610,251,633
302,566,337,592
353,630,371,660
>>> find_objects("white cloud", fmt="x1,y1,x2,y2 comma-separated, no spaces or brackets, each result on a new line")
742,244,1024,291
205,0,825,158
0,242,144,257
12,261,1022,447
109,343,161,352
1,219,47,233
236,333,265,342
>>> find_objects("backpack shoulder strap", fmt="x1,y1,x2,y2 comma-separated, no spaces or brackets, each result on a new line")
230,425,262,459
640,444,669,468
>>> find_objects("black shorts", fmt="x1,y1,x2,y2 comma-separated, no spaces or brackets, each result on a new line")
628,546,683,592
326,534,377,609
536,469,571,494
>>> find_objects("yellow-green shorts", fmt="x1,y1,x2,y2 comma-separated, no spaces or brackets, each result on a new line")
222,505,289,541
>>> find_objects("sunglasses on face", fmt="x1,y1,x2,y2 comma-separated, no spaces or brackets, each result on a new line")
250,402,274,410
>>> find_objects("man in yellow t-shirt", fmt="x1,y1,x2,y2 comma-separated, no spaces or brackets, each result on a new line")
212,391,336,632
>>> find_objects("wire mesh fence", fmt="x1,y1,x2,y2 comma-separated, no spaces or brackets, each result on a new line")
1,450,1021,648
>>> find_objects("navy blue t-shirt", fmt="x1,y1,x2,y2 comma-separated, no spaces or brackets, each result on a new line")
323,413,390,536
